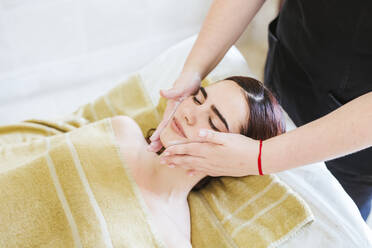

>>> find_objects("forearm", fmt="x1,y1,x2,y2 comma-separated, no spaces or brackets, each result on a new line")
182,0,265,78
263,92,372,173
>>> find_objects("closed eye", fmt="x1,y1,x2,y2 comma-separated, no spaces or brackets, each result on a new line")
192,96,201,105
192,87,206,105
208,117,220,131
192,87,222,132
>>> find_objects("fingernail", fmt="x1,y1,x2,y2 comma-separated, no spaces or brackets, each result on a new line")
199,129,207,137
168,164,175,168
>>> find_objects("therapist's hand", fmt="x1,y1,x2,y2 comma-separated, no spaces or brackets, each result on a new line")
159,129,263,177
148,71,202,152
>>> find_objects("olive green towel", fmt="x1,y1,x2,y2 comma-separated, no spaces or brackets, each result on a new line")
0,74,313,247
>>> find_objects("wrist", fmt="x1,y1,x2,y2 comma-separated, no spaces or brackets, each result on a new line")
180,67,203,81
260,138,276,174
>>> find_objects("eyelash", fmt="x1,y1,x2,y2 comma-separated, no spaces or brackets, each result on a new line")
208,117,219,131
192,95,219,131
192,96,201,105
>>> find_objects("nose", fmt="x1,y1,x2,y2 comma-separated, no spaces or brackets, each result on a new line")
183,106,196,126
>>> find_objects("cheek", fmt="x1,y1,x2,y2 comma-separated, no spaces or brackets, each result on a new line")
159,125,170,148
158,117,213,146
159,122,183,148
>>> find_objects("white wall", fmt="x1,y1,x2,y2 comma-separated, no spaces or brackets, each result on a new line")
0,0,213,124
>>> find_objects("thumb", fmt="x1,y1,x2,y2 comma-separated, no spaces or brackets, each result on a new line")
197,129,226,145
160,88,184,100
149,118,168,141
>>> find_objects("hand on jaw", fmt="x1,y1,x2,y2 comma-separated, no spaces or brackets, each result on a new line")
158,129,262,177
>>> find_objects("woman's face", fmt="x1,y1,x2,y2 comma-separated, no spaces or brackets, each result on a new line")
160,80,249,147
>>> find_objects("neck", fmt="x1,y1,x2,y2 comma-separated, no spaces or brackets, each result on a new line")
134,150,204,204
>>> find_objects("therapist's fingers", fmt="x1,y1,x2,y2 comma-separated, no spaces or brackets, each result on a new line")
151,72,201,145
149,100,177,142
147,140,163,152
197,129,228,145
161,133,225,158
161,154,208,171
160,88,185,100
149,118,167,142
161,72,201,100
161,142,217,158
163,129,227,148
162,155,220,176
164,153,204,163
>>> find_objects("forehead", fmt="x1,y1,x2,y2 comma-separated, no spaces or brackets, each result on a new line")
206,80,249,133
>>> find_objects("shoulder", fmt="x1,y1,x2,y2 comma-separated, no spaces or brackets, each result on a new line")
111,116,145,140
110,116,152,177
110,115,148,150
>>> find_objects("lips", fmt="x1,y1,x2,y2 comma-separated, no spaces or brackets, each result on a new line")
171,117,187,138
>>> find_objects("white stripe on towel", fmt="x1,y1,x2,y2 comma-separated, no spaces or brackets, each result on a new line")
222,179,276,224
103,95,118,116
65,133,114,248
231,192,289,238
45,138,83,248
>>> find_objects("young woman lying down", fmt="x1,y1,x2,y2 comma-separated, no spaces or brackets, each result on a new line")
111,76,284,247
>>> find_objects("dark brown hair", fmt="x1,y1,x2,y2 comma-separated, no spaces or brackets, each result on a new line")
226,76,285,139
146,76,285,190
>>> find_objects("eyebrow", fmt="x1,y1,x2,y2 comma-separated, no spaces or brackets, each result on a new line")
200,87,230,131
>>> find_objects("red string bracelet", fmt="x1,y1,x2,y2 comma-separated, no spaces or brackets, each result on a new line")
258,140,263,175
